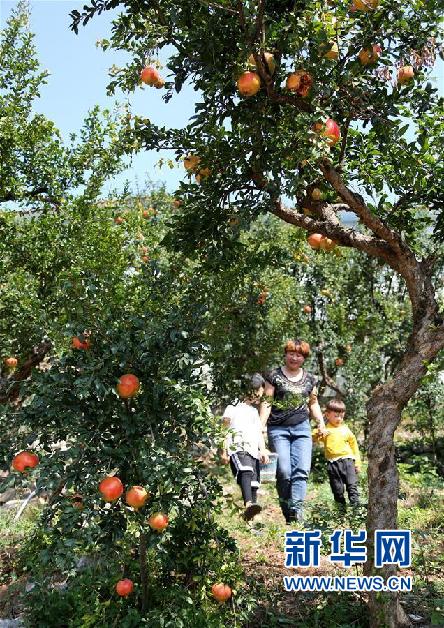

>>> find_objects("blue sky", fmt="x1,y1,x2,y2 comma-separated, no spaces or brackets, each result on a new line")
1,0,198,195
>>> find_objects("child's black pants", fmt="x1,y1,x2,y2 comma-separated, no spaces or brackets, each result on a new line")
327,458,360,505
230,452,260,505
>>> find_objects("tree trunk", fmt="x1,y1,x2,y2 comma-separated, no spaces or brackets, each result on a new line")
365,392,411,628
365,328,444,626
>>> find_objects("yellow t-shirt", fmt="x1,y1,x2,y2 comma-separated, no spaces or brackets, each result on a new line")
313,423,361,470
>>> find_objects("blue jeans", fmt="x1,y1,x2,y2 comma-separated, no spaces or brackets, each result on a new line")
267,420,312,519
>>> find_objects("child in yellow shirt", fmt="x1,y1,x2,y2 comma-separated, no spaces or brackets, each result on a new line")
313,398,361,507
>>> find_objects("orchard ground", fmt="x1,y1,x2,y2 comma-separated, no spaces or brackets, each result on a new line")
1,426,443,627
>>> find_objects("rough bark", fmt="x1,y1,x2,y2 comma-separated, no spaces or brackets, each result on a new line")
365,397,410,628
364,311,444,628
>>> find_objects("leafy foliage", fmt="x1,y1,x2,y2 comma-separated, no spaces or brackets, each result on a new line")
68,0,444,249
0,1,127,212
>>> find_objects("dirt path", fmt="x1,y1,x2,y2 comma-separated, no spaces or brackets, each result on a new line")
218,480,365,627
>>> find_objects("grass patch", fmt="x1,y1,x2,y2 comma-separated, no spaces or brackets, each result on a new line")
1,454,443,626
0,506,42,551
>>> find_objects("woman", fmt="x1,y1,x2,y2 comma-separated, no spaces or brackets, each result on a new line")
259,339,326,524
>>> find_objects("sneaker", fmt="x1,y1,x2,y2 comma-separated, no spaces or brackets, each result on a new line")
286,508,304,526
243,502,262,521
285,509,295,524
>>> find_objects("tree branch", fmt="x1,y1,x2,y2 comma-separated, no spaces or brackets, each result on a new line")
319,160,439,317
253,0,265,44
241,0,314,114
236,0,247,34
320,160,403,254
0,339,52,404
317,349,347,398
0,186,51,204
392,192,409,212
338,115,352,167
270,198,400,266
267,91,313,113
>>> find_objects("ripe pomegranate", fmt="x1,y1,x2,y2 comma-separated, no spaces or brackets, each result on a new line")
211,583,232,602
184,155,201,172
358,45,382,65
319,237,337,252
116,374,140,398
71,336,90,350
303,305,312,314
148,512,169,532
397,65,414,85
307,233,338,251
315,118,341,145
12,451,39,472
140,66,160,85
126,486,150,510
352,0,379,10
116,578,134,597
237,71,261,97
195,167,211,184
4,357,18,368
335,358,344,367
307,233,324,249
286,70,313,97
99,476,124,502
